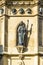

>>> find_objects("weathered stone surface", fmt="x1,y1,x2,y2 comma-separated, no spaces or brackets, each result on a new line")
0,0,43,65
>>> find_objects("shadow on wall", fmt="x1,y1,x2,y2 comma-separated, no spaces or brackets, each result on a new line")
0,45,3,54
38,17,42,46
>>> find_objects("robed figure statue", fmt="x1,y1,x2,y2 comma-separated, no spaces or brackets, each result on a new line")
17,20,33,53
18,21,26,46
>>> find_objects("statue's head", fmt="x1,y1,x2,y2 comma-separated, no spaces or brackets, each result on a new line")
20,21,25,27
20,21,24,25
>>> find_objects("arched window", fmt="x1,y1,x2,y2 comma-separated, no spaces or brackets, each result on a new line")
17,21,27,47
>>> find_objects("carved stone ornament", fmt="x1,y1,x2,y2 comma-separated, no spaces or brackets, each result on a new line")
5,1,38,5
17,46,24,53
12,8,17,14
19,8,24,14
26,8,32,14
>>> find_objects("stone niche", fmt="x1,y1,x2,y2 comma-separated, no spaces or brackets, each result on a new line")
8,16,38,54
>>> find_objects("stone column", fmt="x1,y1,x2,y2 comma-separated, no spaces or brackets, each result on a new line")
3,5,8,52
3,55,8,65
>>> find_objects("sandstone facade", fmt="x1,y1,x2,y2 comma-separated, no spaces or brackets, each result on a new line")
0,0,43,65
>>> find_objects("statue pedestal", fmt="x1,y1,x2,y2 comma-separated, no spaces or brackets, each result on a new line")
16,45,24,60
16,45,25,53
16,45,26,60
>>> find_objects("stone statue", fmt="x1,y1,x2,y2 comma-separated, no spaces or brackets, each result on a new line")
18,21,26,45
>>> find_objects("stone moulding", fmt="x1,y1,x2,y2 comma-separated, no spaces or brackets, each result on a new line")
6,1,38,5
0,0,39,6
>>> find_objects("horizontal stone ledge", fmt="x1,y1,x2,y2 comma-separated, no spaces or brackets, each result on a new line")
0,14,39,17
0,52,43,56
